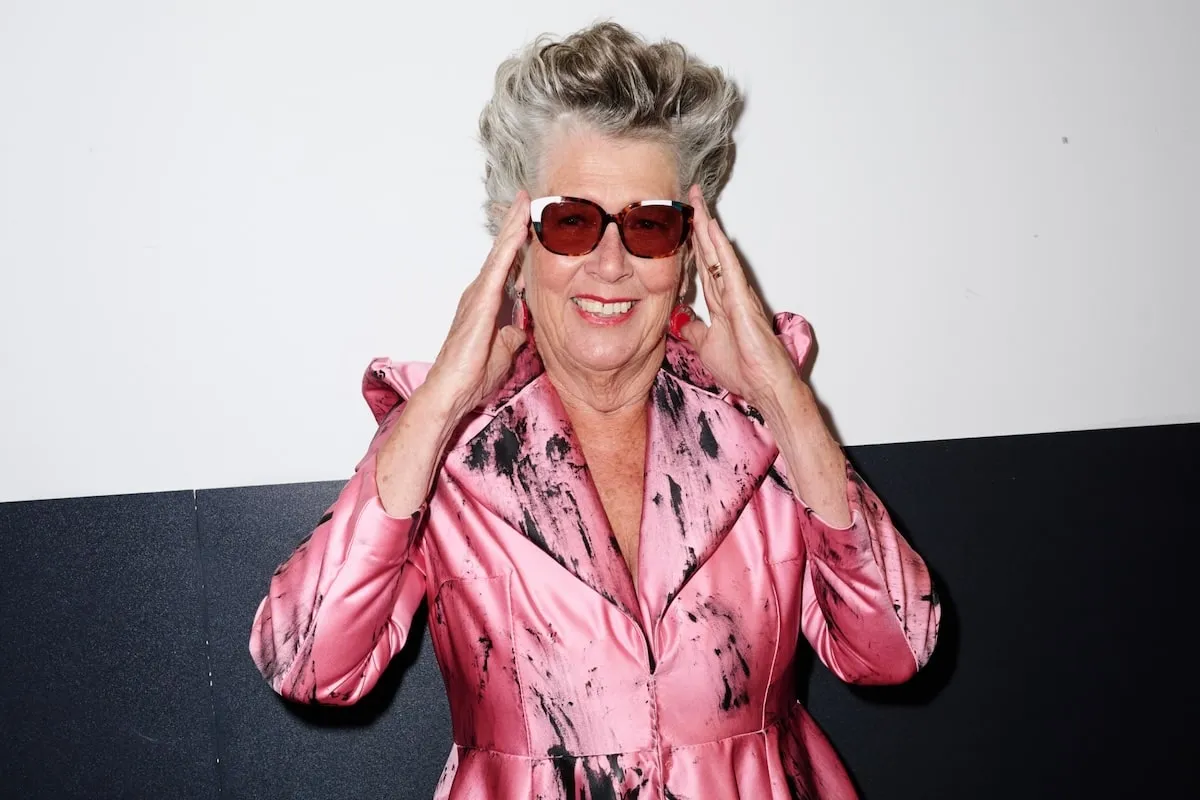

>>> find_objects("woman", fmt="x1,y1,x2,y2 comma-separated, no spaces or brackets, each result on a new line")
251,22,939,799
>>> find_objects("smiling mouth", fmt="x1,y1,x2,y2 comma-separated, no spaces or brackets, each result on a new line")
571,297,637,317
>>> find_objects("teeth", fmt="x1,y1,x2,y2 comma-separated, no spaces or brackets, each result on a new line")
572,298,635,316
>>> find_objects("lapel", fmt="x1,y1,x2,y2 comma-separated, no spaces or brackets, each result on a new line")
637,341,779,626
449,357,641,619
445,338,779,629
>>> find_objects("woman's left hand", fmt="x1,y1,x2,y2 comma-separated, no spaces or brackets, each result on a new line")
678,185,803,409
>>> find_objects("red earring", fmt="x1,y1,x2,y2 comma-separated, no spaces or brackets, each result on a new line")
668,303,694,340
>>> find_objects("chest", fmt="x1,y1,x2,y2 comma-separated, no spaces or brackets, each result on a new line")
577,429,646,581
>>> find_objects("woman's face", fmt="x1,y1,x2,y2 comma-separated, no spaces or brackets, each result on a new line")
521,128,684,381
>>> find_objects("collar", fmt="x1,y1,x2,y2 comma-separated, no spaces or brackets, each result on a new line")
445,335,780,632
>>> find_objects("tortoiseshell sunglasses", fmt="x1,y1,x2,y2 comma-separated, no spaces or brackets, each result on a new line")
530,196,694,259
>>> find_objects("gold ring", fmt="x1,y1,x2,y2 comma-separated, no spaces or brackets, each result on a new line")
708,262,722,278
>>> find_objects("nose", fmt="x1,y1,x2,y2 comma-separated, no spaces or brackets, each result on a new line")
587,221,632,282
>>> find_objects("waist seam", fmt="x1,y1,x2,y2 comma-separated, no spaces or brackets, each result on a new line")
453,719,786,760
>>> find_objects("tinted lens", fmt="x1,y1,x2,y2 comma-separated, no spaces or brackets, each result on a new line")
621,204,686,258
539,200,604,256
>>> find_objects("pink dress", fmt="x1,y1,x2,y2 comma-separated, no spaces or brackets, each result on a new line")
250,313,940,799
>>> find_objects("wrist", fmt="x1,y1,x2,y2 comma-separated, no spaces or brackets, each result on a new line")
412,372,473,423
406,383,469,444
748,366,807,418
754,376,824,434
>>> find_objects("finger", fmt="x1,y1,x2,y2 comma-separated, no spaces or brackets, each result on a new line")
678,316,709,351
690,217,727,319
707,217,754,299
480,191,531,282
454,196,530,329
480,193,524,268
495,190,529,239
686,188,720,306
689,186,721,276
695,240,725,318
495,324,526,358
690,199,733,323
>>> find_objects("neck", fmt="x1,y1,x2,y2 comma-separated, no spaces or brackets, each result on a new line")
540,339,665,419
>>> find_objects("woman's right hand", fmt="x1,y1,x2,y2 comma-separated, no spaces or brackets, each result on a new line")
418,191,531,420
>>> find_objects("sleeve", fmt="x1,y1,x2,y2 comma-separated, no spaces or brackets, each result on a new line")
795,464,940,685
771,312,940,686
248,362,430,705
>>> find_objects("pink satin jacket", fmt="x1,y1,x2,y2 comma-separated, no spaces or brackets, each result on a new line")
251,313,940,799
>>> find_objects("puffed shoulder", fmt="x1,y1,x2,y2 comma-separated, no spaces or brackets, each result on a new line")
360,358,433,425
772,311,815,371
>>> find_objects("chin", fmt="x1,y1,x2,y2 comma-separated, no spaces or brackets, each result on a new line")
562,332,651,374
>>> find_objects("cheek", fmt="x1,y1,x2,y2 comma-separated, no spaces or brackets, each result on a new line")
641,258,683,296
526,250,571,298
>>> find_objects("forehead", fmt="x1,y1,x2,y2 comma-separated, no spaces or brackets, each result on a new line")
538,126,679,207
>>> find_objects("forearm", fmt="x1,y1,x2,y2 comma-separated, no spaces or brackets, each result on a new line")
756,376,851,528
374,382,465,517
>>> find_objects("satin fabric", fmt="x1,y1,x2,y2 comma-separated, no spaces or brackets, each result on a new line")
250,313,940,799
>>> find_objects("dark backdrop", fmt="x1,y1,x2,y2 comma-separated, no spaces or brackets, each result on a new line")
2,423,1197,798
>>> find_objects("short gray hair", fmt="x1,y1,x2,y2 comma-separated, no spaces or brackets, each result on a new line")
478,22,743,237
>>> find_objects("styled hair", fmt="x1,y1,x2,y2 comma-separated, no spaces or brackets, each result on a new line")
478,22,743,238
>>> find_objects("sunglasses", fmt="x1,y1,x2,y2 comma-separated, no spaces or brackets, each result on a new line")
530,196,694,259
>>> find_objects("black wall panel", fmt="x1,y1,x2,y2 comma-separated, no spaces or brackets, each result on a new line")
2,423,1198,799
0,492,218,799
808,424,1200,798
197,482,451,799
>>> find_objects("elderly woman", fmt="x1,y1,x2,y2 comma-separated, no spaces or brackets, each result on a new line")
251,22,939,800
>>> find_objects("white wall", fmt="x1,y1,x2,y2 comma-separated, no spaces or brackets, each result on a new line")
2,0,1197,503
